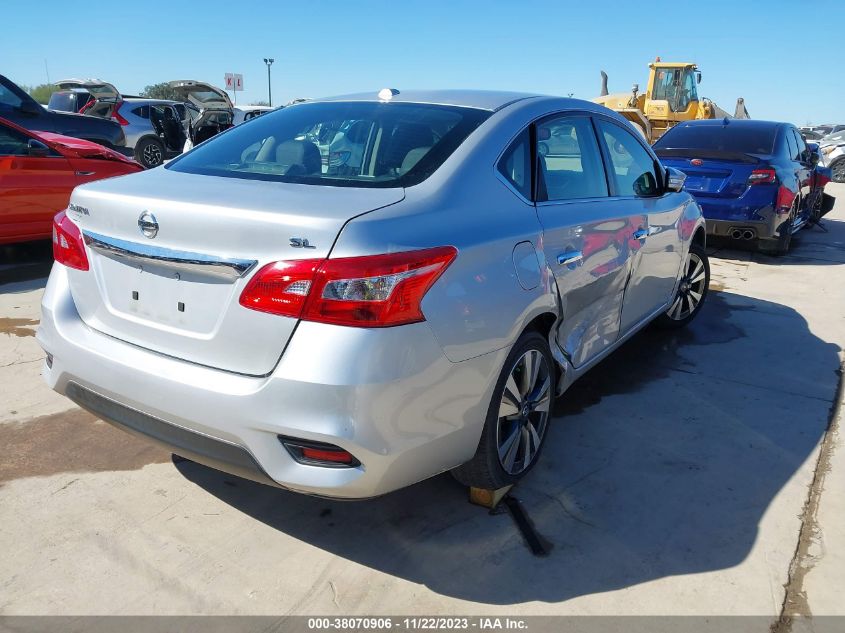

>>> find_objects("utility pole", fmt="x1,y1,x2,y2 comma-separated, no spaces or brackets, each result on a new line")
263,58,274,106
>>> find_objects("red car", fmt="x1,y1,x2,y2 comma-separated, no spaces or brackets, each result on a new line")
0,117,142,245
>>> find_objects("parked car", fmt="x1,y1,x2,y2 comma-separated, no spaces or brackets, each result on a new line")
0,117,142,244
654,119,816,255
111,99,188,168
38,90,708,498
800,129,823,142
0,75,126,152
818,129,845,183
168,80,233,151
233,105,274,125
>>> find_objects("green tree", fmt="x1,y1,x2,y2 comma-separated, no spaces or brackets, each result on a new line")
139,82,182,101
27,84,58,105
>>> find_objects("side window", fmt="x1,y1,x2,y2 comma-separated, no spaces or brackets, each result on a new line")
792,129,806,160
0,125,33,156
536,115,608,201
132,105,150,119
596,119,660,197
497,128,532,200
785,128,799,161
0,84,24,111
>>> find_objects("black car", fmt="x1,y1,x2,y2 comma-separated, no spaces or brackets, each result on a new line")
0,75,126,151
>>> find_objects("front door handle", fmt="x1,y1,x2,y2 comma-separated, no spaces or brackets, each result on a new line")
558,251,583,266
633,228,649,241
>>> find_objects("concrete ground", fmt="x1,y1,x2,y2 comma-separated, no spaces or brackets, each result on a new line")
1,184,843,620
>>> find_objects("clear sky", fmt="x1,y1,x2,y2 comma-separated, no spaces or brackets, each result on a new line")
2,0,842,125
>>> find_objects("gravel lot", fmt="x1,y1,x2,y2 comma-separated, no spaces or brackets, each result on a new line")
1,184,843,619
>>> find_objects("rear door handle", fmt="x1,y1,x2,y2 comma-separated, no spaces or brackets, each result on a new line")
633,228,648,241
558,251,583,266
75,171,95,176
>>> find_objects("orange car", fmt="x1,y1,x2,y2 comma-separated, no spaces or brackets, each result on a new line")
0,116,142,245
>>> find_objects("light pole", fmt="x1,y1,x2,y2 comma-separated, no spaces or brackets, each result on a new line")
263,58,274,106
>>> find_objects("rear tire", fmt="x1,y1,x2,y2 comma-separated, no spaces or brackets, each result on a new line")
135,137,165,169
655,243,709,329
760,198,798,256
451,331,554,490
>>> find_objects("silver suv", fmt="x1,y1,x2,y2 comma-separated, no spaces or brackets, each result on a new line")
111,98,188,168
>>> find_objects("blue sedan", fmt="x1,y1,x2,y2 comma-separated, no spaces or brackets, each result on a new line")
653,119,815,255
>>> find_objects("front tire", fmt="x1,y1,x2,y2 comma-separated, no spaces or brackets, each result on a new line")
452,331,554,490
655,243,709,329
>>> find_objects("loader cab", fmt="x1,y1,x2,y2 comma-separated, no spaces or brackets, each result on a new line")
647,64,699,117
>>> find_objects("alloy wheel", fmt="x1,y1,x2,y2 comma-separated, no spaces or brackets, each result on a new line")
143,144,163,167
667,251,707,321
495,349,551,475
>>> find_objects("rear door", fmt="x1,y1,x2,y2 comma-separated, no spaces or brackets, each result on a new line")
532,113,642,368
594,117,684,332
788,127,812,203
0,123,75,242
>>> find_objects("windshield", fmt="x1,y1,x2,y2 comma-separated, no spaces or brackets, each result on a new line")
654,123,776,155
167,101,490,188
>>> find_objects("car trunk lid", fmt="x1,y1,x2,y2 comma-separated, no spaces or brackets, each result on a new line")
167,80,233,110
65,168,404,375
656,149,766,198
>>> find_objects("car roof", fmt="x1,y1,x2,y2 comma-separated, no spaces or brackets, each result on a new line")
315,89,545,112
678,119,789,130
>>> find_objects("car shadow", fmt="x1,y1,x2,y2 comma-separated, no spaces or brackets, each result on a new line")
176,289,841,605
709,217,845,266
0,240,53,291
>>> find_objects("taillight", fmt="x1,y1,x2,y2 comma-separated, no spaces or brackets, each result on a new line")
238,258,322,318
239,246,457,327
747,168,776,185
112,101,129,126
52,211,89,271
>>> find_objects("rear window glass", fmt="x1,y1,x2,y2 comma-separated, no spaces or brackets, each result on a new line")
167,101,490,188
654,123,777,155
48,92,79,112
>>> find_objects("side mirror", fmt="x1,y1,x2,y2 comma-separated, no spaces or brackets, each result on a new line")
633,171,659,197
27,139,50,157
665,166,686,193
696,72,702,84
20,100,42,116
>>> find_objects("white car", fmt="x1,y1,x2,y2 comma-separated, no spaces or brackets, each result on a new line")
233,106,274,126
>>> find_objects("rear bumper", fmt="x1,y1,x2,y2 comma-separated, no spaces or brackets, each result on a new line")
38,265,505,499
694,195,785,241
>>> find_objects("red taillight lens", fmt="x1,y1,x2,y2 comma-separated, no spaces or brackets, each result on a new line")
239,246,457,327
747,168,776,185
112,101,129,126
52,211,89,271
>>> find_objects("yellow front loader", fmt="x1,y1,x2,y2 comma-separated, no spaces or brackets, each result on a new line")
593,59,749,143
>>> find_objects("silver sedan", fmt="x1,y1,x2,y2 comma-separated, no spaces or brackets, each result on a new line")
39,89,709,498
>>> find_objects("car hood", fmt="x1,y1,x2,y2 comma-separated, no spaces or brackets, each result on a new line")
167,80,232,110
54,78,121,101
35,131,139,165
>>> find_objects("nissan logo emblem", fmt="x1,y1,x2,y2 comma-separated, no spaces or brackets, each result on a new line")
138,211,159,239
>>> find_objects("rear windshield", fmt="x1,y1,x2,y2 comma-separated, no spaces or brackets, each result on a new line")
48,92,81,112
167,101,491,188
654,124,777,155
